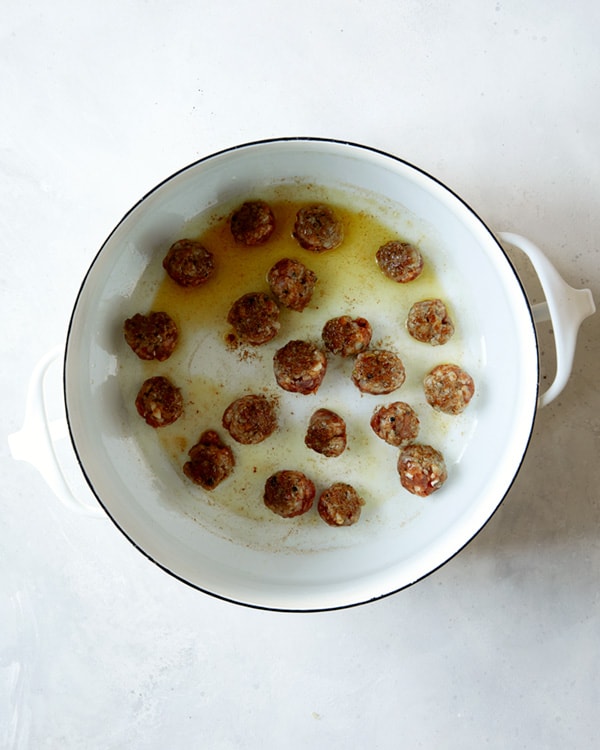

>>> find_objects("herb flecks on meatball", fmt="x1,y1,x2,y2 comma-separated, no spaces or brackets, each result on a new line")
293,204,344,252
424,363,475,415
263,470,316,518
222,394,278,445
322,315,372,357
273,340,328,394
163,239,215,287
267,257,317,311
318,483,365,526
305,408,347,457
227,292,280,345
398,443,448,497
351,349,406,395
230,201,276,246
407,298,454,345
123,311,178,361
135,376,183,428
376,240,424,283
183,430,235,490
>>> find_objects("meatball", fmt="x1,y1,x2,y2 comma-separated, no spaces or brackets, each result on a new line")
318,483,365,527
376,240,424,283
135,376,183,428
351,349,406,395
163,238,215,287
293,204,344,252
305,408,347,457
273,340,328,395
263,470,316,518
370,402,420,447
322,315,372,357
183,430,235,490
230,200,276,246
424,363,475,415
222,394,278,445
398,443,448,497
227,292,280,345
267,257,317,312
123,311,178,361
406,298,455,345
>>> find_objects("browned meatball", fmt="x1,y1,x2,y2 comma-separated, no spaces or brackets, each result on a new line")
135,376,183,428
424,363,475,415
305,408,347,457
227,292,280,345
183,430,235,490
163,239,215,287
123,311,178,361
293,204,344,252
406,299,454,345
263,470,316,518
398,443,447,497
321,316,372,357
318,483,365,526
267,258,317,312
230,200,276,246
370,402,420,447
273,340,328,394
376,241,424,283
222,394,278,445
351,350,406,395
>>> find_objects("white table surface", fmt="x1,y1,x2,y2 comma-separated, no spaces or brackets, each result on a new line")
2,1,599,747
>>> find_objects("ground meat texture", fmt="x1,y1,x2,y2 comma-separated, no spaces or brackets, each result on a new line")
376,241,424,283
227,292,280,345
398,443,448,497
162,239,215,287
183,430,235,490
318,483,365,526
135,376,183,428
370,402,420,447
351,350,406,395
406,298,455,345
267,258,317,312
273,340,328,394
222,394,278,445
293,204,344,252
305,408,347,457
230,201,276,246
123,311,178,361
263,470,316,518
322,315,372,357
424,363,475,415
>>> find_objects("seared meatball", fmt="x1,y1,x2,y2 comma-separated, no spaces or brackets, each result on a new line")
222,394,278,445
267,257,317,312
424,363,475,415
230,200,276,246
263,470,316,518
318,483,365,526
163,239,215,287
305,408,347,457
273,340,328,394
293,204,344,252
376,241,424,283
135,376,183,428
370,402,420,447
351,350,406,395
183,430,235,490
227,292,280,345
398,443,447,497
406,299,454,345
322,316,372,357
123,311,178,361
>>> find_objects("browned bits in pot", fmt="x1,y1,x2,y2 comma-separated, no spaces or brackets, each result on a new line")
305,408,347,457
398,443,448,497
370,402,420,447
293,204,344,252
267,257,317,311
135,375,183,428
351,349,406,395
227,292,280,345
406,298,454,345
424,363,475,415
263,470,316,518
318,483,365,526
273,340,328,394
123,311,179,361
162,239,215,287
183,430,235,490
321,315,372,357
230,200,276,246
222,394,278,445
376,240,424,283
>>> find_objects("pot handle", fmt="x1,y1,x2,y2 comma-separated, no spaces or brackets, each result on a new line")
7,346,105,518
498,232,595,408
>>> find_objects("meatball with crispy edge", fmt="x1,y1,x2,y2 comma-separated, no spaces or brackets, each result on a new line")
263,470,316,518
267,257,317,312
351,349,406,395
406,298,455,346
398,443,448,497
376,240,424,283
370,402,420,447
273,340,328,395
222,394,278,445
423,363,475,415
293,204,344,252
135,375,183,428
305,408,347,457
322,315,372,357
183,430,235,490
162,238,215,287
230,200,276,246
227,292,280,345
318,483,365,527
123,311,179,361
